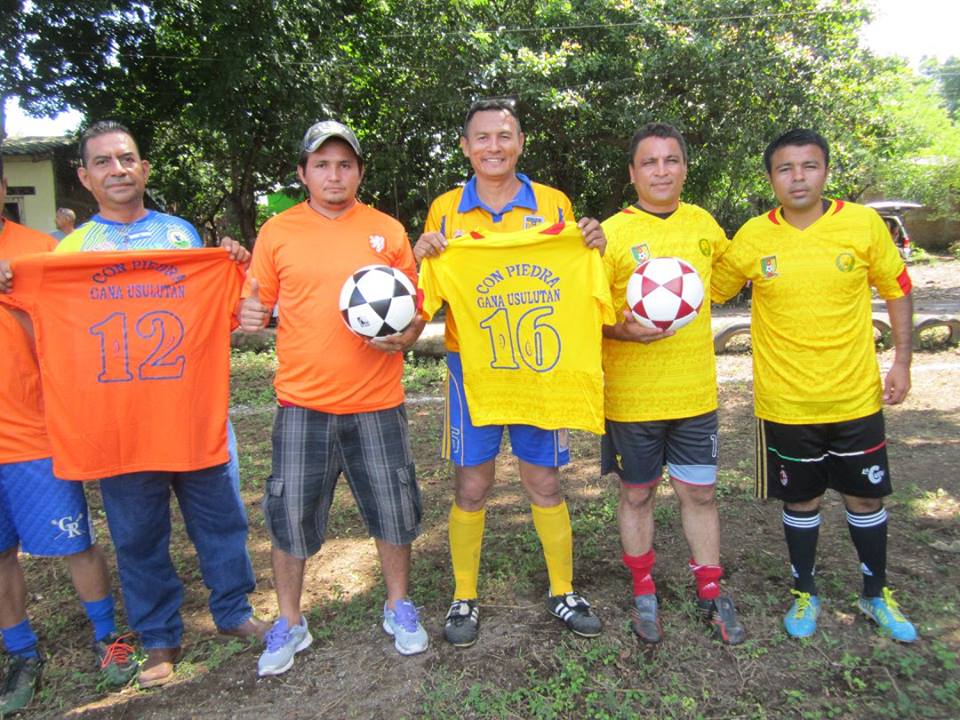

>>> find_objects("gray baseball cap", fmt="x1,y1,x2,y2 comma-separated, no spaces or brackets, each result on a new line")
300,120,362,158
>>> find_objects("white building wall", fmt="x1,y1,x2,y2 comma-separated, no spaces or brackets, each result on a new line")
4,156,57,233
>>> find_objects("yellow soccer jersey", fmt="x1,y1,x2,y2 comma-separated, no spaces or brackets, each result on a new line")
712,200,911,424
419,221,614,434
424,174,575,351
602,204,730,422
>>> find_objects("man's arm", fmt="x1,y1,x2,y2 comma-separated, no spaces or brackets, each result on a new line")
368,315,427,354
883,293,912,405
602,309,673,343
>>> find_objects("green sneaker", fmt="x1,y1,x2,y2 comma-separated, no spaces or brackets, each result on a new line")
0,653,43,716
95,632,139,687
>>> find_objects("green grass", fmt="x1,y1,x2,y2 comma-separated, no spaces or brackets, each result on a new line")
10,347,960,719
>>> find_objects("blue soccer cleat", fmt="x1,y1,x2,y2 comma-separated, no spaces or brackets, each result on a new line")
784,590,820,638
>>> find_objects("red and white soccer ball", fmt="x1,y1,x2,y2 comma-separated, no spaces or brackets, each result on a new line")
625,256,704,331
339,265,417,338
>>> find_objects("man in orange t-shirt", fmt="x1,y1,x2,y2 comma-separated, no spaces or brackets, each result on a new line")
0,160,136,715
240,121,428,674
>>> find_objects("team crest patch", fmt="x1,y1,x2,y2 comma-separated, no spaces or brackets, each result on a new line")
861,465,885,485
779,467,789,486
453,229,465,238
835,253,855,272
523,215,545,229
761,255,778,278
631,244,650,263
369,235,386,252
698,238,711,256
167,228,192,249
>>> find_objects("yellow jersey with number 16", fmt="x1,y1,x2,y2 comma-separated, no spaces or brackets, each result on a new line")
419,221,614,434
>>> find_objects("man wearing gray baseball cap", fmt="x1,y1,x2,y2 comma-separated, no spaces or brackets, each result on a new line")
300,119,363,159
240,119,429,675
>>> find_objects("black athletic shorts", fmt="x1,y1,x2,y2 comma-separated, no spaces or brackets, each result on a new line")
755,410,892,503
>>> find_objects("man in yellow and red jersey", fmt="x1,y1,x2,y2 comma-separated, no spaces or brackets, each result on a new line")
712,128,916,643
414,98,606,646
601,123,745,646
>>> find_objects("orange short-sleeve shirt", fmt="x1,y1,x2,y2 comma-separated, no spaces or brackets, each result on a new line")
247,201,417,414
0,220,56,463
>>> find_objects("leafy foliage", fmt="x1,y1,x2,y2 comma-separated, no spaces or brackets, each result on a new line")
9,0,958,240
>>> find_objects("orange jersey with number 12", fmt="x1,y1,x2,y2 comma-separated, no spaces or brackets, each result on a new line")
0,248,242,480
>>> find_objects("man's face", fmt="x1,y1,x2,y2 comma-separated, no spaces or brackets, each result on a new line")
629,136,687,213
55,213,73,232
460,109,524,180
296,139,362,213
767,143,829,214
78,132,150,212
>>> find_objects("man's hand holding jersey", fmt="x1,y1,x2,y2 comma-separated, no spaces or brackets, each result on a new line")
414,218,606,265
0,260,12,294
413,232,448,263
577,217,606,255
220,236,251,266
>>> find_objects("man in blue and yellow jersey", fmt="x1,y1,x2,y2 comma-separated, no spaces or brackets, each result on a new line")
58,121,266,687
712,129,916,643
414,98,606,646
601,123,745,645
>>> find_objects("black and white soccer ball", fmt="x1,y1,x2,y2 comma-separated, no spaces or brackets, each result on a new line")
338,265,417,338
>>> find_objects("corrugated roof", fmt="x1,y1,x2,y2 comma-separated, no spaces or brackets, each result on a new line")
1,136,75,155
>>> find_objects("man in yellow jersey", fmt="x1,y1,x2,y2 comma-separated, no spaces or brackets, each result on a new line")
712,129,916,642
414,98,606,646
601,123,745,645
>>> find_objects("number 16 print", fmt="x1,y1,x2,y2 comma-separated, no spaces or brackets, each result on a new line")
479,306,562,373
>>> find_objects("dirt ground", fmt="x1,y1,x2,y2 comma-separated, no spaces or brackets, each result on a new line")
12,258,960,719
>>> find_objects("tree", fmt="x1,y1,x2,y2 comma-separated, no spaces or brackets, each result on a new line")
922,56,960,120
13,0,934,241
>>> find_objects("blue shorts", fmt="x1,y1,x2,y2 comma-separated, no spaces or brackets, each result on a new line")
444,352,570,468
601,412,719,486
0,457,95,556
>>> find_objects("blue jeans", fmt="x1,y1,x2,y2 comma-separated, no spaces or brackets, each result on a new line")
98,459,255,649
227,420,243,506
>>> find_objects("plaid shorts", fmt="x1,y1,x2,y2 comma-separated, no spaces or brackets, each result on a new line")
263,404,421,558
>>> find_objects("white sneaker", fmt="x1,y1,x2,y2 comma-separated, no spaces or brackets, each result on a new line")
257,616,313,676
382,599,429,655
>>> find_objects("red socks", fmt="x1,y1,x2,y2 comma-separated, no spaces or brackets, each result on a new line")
622,549,656,596
689,559,723,600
